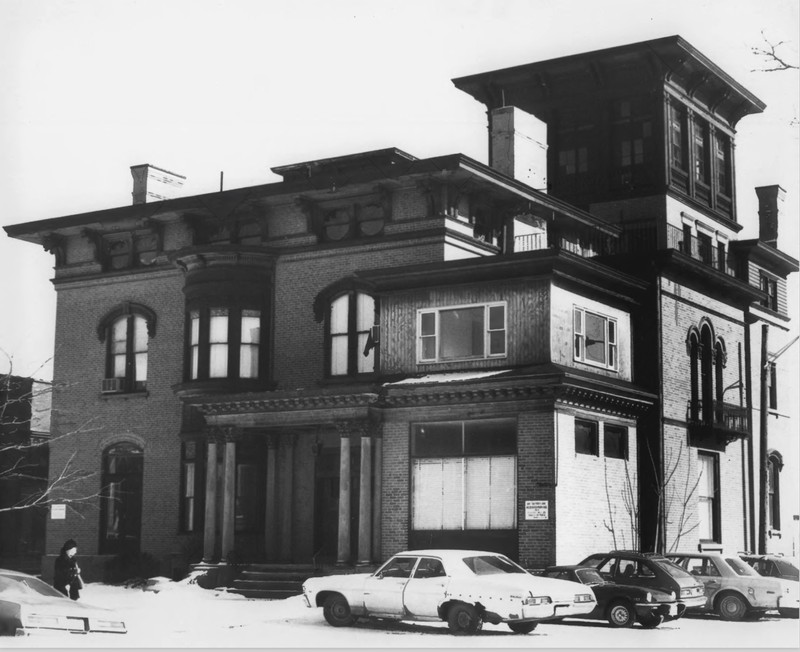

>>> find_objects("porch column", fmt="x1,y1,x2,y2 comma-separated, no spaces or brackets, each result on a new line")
220,431,237,563
336,428,352,565
371,434,382,562
202,438,218,563
264,436,279,561
278,433,294,562
357,431,372,565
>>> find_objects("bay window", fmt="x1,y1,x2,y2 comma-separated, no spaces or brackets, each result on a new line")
186,307,263,381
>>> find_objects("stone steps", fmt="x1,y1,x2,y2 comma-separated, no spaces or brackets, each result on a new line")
228,564,319,600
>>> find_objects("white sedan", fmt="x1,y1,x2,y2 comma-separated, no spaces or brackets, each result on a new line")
302,549,596,635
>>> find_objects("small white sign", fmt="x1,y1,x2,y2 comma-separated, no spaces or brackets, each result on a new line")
50,504,66,520
525,500,548,520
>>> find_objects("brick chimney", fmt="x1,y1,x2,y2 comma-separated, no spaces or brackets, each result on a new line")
130,164,186,204
755,184,785,247
489,106,548,192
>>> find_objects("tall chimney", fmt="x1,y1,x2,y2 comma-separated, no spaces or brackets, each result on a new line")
130,164,186,204
489,106,547,192
755,184,785,247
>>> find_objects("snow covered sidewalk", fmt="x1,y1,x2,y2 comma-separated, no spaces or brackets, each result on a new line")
6,576,800,648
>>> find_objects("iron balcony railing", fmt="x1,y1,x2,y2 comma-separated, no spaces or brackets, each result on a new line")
686,399,750,439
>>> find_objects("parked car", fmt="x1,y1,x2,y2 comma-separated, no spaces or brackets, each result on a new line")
578,550,706,612
666,552,794,621
540,564,686,628
0,568,127,636
739,554,799,581
302,549,597,635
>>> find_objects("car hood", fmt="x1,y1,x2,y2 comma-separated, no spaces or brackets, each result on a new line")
304,572,372,591
2,593,116,616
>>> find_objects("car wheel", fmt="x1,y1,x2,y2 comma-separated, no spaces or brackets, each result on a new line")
607,600,635,627
779,608,799,619
508,621,537,634
717,593,748,621
322,593,356,627
447,603,483,635
639,614,663,629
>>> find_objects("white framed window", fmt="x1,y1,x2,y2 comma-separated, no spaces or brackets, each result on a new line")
417,302,506,363
239,310,261,379
573,307,617,370
698,452,719,541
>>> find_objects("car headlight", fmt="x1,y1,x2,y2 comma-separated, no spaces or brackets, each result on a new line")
95,619,126,631
24,614,61,628
523,595,553,606
670,591,676,601
646,592,652,603
574,594,594,603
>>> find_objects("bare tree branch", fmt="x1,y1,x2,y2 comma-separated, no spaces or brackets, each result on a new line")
752,31,799,72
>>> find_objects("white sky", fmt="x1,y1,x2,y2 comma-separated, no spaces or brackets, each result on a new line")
1,0,798,378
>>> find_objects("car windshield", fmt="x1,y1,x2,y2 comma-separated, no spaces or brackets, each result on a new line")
462,555,527,576
575,568,605,585
0,573,66,598
652,558,693,579
726,558,760,577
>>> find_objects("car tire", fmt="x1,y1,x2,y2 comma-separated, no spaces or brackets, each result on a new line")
639,614,663,629
508,621,537,634
322,593,356,627
447,603,483,635
607,600,635,628
716,593,748,622
779,608,799,619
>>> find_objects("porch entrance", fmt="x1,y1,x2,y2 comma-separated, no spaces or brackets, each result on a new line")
313,444,359,564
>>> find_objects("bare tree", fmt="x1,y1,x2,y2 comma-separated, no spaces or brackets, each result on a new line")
751,31,799,72
1,351,102,516
602,456,639,550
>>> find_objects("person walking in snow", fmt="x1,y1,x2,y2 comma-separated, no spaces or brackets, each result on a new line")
53,539,83,600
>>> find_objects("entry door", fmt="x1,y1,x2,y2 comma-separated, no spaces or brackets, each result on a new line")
99,443,144,555
313,444,360,563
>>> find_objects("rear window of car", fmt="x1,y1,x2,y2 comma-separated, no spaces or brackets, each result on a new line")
773,559,800,580
462,555,527,576
652,559,693,579
726,558,760,577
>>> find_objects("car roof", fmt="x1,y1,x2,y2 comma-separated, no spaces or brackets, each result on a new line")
668,552,724,559
392,549,508,559
0,568,36,578
544,565,592,571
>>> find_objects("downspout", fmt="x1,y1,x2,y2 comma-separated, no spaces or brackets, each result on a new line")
656,276,666,553
758,324,769,554
744,314,756,553
737,342,748,549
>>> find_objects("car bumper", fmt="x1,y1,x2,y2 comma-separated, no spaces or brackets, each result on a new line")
634,601,686,621
516,600,596,621
681,595,708,609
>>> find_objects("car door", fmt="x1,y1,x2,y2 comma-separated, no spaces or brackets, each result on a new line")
362,556,418,616
677,556,721,604
402,557,449,619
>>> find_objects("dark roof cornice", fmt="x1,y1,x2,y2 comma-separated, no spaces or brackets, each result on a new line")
730,239,799,277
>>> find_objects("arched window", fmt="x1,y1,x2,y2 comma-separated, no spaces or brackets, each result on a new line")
98,303,156,394
700,324,714,423
688,329,700,421
99,442,144,555
327,292,377,377
768,451,783,531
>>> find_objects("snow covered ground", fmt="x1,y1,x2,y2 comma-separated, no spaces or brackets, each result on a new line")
6,576,799,648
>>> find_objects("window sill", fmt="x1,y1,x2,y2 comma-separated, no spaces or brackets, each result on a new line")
99,390,149,400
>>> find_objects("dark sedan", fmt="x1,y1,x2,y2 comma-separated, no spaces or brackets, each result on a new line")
541,565,686,628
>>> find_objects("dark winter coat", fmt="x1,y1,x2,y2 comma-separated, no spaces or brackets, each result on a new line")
53,552,82,600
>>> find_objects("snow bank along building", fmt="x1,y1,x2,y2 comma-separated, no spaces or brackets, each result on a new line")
5,36,797,581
